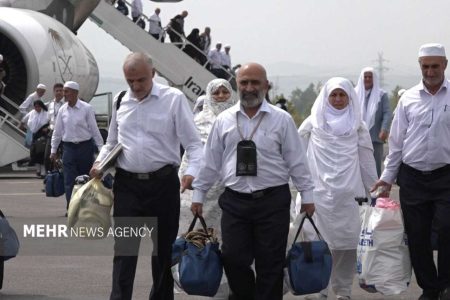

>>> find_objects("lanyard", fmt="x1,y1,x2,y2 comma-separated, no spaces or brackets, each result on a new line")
236,112,265,140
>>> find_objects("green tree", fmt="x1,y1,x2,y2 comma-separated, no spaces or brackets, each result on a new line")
289,83,318,125
390,85,403,112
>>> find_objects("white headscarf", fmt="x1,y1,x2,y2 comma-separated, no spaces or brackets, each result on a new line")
355,67,384,130
193,95,206,115
310,77,361,136
203,78,235,116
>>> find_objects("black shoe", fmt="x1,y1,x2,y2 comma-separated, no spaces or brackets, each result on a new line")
441,287,450,300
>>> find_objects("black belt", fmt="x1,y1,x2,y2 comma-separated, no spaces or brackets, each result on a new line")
63,140,91,145
225,184,287,200
116,165,176,180
401,163,450,176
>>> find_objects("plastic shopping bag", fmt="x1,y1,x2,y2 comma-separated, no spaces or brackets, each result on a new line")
67,177,113,239
357,198,411,295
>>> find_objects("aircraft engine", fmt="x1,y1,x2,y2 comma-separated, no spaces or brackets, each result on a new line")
0,7,99,107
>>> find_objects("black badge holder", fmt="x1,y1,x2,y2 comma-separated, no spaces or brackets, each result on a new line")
235,112,265,176
236,140,257,176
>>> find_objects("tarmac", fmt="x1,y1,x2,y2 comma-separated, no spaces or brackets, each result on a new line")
0,171,423,300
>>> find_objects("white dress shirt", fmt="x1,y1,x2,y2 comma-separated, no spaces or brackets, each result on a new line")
19,92,40,115
46,99,65,130
149,13,162,35
208,49,222,69
381,79,450,183
192,100,315,204
96,83,203,175
131,0,142,18
51,99,104,154
22,110,49,133
221,51,231,68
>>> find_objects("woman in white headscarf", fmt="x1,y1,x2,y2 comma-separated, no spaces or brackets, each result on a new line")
177,78,235,299
298,77,378,300
20,100,50,177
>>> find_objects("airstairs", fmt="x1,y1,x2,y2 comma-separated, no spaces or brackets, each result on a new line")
90,0,235,106
0,94,29,166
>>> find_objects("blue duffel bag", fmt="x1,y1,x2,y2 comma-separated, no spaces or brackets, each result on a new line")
285,214,332,295
171,214,223,297
45,170,65,197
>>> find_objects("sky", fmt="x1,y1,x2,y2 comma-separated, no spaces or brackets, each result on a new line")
77,0,450,96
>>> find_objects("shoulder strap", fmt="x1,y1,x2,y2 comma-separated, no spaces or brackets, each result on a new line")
116,90,127,111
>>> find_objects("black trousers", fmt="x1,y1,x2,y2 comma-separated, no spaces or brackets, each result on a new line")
219,184,291,300
397,163,450,293
109,167,180,300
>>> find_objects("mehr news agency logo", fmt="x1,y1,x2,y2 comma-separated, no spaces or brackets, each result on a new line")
23,224,154,239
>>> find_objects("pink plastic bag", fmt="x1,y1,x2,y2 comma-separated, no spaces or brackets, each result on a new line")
375,197,400,210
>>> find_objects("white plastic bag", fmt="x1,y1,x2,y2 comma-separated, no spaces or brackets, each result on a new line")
67,178,113,239
356,200,411,295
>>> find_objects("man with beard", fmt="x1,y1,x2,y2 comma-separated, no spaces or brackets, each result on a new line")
191,63,315,300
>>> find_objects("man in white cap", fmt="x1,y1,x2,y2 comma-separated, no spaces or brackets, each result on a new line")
50,80,104,213
221,44,232,69
221,44,232,80
19,83,47,115
355,67,392,177
373,43,450,300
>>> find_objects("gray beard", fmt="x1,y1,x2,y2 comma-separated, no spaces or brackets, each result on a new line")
240,96,263,108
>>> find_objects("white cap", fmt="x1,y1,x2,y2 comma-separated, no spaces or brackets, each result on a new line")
64,81,79,91
418,43,446,57
224,44,231,49
36,83,47,90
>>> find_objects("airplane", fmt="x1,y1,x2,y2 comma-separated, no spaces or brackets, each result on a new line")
0,0,182,107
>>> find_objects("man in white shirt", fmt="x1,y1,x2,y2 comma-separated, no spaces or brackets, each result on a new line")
192,63,315,300
221,44,231,69
208,42,224,78
19,84,46,116
44,83,65,173
50,81,103,211
373,43,450,300
199,27,211,54
148,7,163,42
130,0,142,23
90,52,203,300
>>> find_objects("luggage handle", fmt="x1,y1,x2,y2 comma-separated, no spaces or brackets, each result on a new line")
187,214,214,242
292,213,325,246
50,159,63,172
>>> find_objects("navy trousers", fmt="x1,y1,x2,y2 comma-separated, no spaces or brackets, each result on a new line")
62,140,95,207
